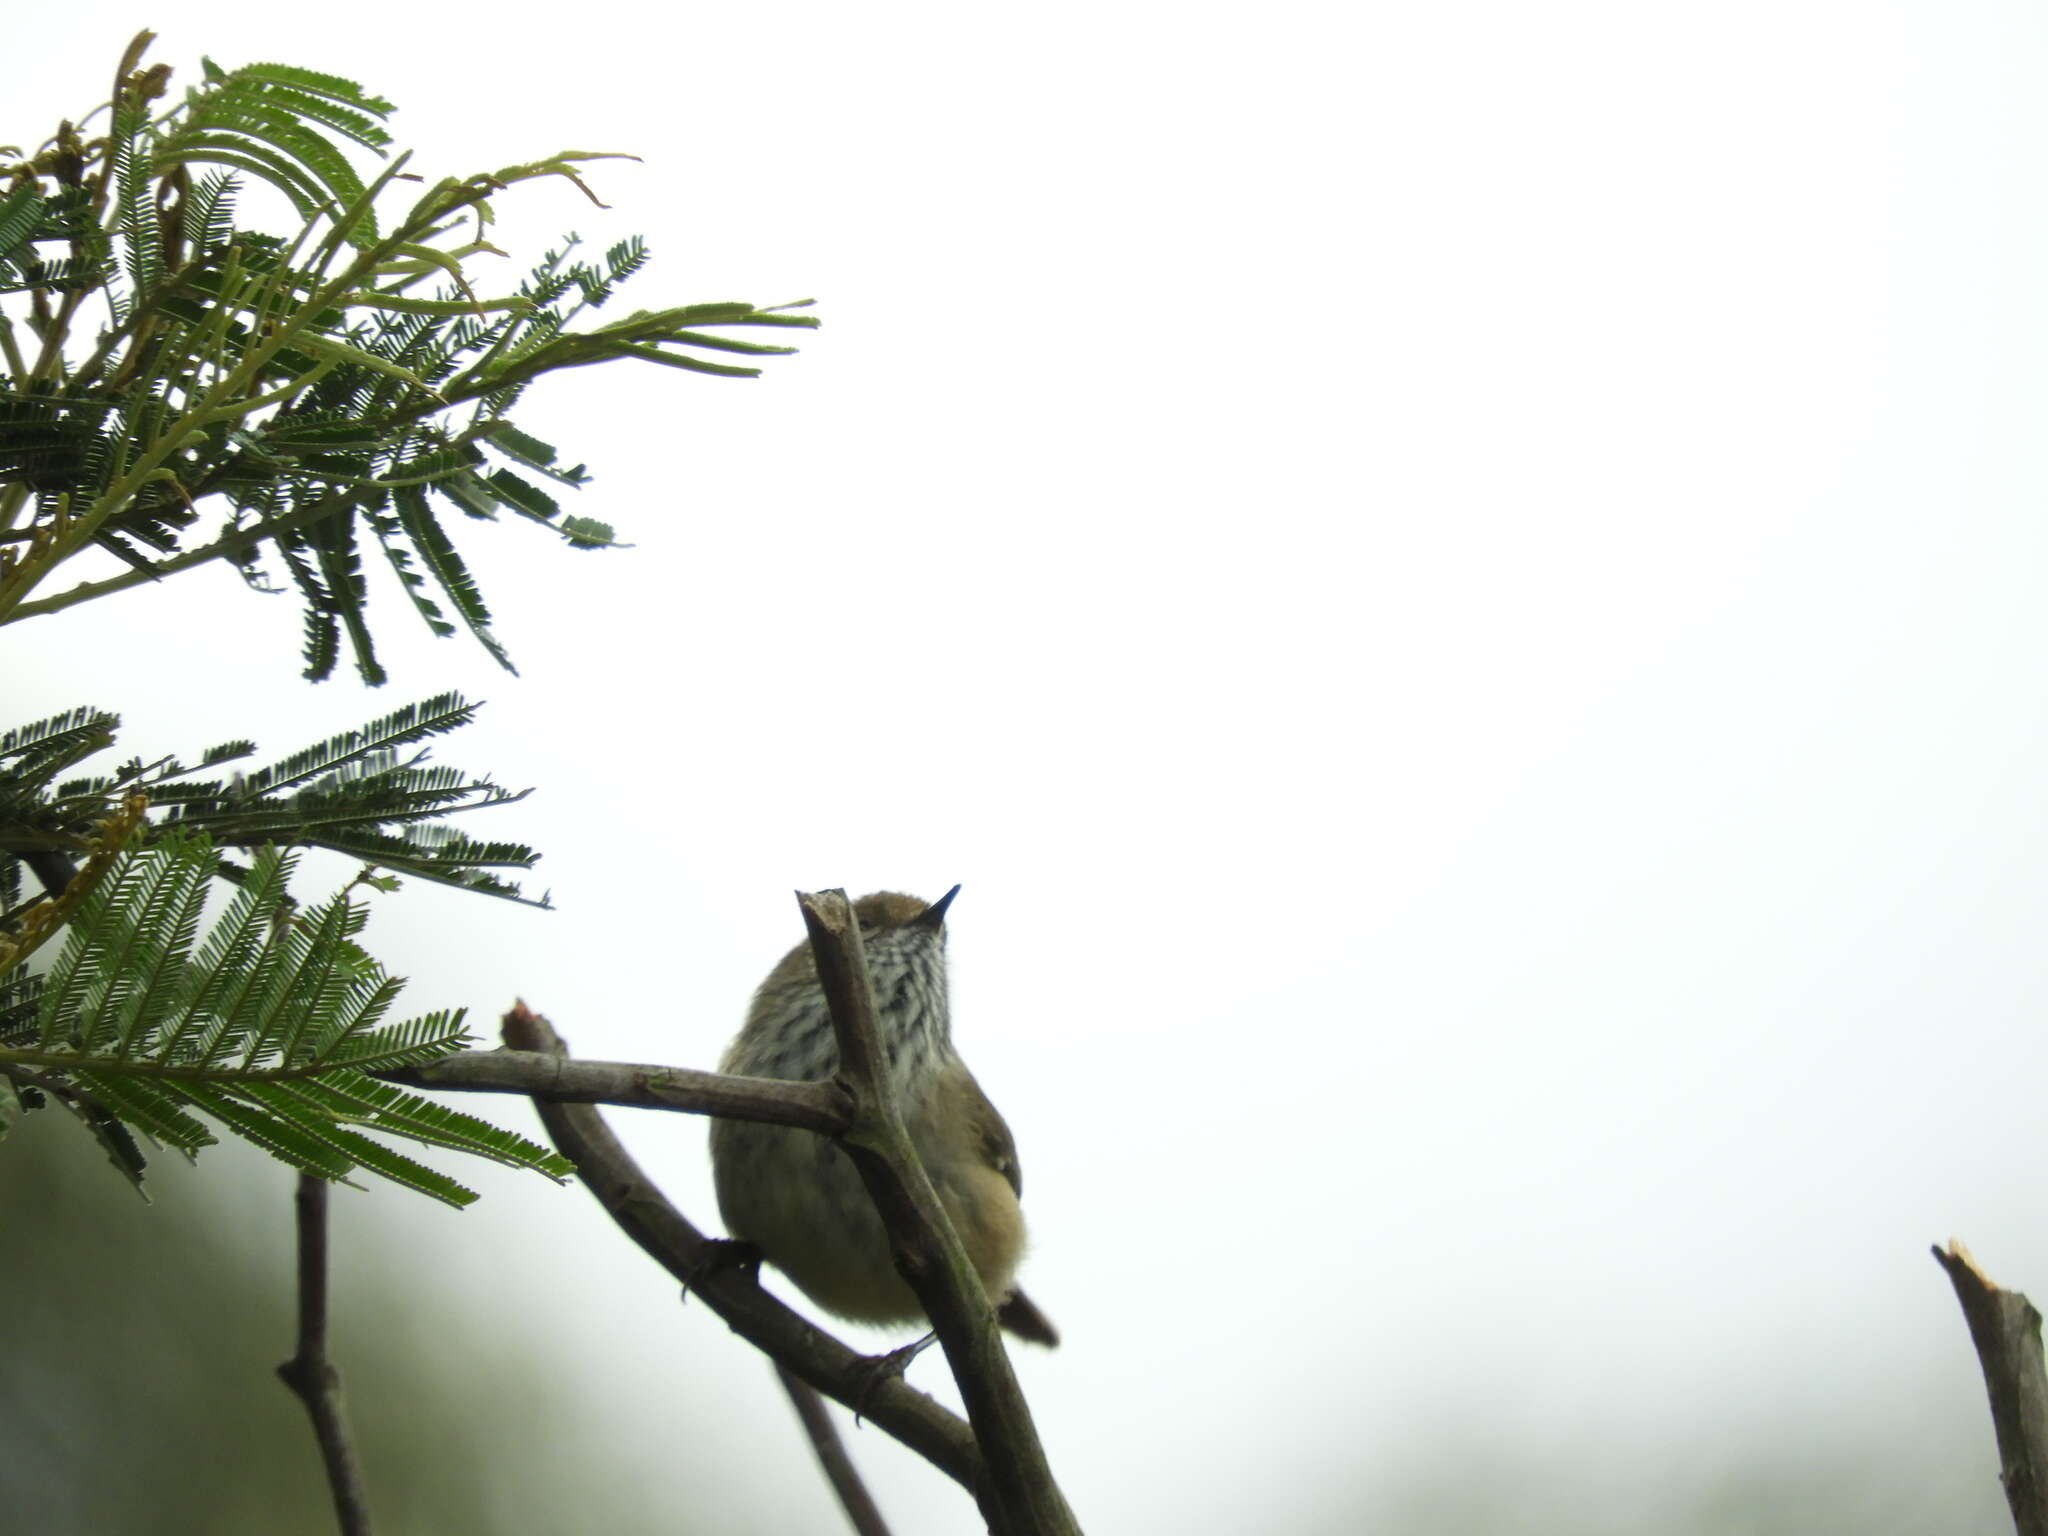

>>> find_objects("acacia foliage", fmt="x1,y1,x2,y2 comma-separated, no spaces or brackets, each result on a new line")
0,32,813,681
0,34,809,1197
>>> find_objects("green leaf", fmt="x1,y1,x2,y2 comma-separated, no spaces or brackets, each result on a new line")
0,697,552,906
0,830,559,1201
556,515,619,549
475,422,589,486
240,692,480,794
155,138,331,223
1,48,805,679
73,1069,216,1155
0,184,48,266
484,468,558,524
391,488,515,672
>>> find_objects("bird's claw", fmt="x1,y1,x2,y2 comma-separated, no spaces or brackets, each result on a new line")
680,1238,761,1306
848,1331,938,1423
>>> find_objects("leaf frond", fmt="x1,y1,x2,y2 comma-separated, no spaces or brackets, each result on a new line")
2,830,560,1199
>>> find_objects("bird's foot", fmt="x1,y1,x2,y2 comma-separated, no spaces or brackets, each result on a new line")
680,1238,761,1306
848,1331,938,1423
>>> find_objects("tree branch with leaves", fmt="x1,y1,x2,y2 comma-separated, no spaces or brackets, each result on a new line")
0,32,814,680
2,31,1078,1536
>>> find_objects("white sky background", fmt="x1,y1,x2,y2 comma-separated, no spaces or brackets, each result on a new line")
10,2,2048,1530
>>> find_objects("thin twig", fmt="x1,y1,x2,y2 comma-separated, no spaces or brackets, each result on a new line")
797,889,1079,1536
378,1047,845,1133
775,1362,894,1536
496,1003,983,1490
1935,1239,2048,1536
277,1174,374,1536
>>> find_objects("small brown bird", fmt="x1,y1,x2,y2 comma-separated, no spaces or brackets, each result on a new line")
710,888,1057,1346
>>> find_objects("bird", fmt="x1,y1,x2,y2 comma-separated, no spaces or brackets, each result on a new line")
709,887,1057,1346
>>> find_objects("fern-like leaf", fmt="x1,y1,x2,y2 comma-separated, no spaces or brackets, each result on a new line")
240,692,479,794
0,833,568,1203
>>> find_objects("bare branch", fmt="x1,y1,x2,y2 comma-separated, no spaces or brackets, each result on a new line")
797,889,1079,1536
776,1363,894,1536
1935,1239,2048,1536
495,1003,983,1489
379,1046,846,1134
277,1174,375,1536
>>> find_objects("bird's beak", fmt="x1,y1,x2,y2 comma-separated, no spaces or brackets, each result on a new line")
916,884,962,929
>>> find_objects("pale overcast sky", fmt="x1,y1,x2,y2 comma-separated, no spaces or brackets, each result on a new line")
10,3,2048,1531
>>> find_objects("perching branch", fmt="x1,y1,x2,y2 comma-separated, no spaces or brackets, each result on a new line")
371,968,1076,1533
278,1174,375,1536
796,889,1079,1536
495,1003,984,1491
1935,1239,2048,1536
379,1045,846,1135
